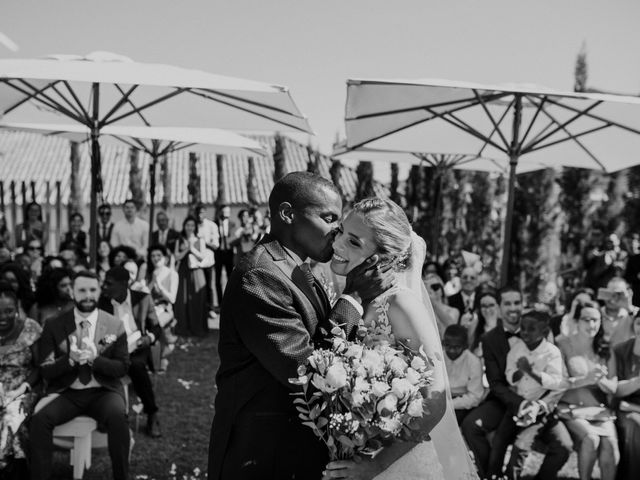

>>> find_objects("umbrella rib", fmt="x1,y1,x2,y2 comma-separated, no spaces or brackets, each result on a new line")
474,90,510,149
522,98,603,151
525,106,608,171
113,84,155,127
477,97,514,156
4,79,86,124
101,85,143,125
517,96,547,147
193,88,306,118
528,124,611,154
1,78,62,114
50,83,85,120
62,81,90,120
105,88,186,125
542,96,640,136
188,89,310,133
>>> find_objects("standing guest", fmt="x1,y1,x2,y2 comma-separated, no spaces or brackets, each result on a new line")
625,232,640,307
14,202,47,251
214,204,235,307
97,204,114,247
464,289,501,357
504,311,570,479
97,240,112,285
0,263,35,317
448,266,479,318
0,242,12,267
443,259,461,297
611,313,640,480
461,286,572,479
61,212,88,256
443,324,485,425
174,216,209,337
601,277,637,348
111,199,149,259
557,302,619,480
99,267,162,438
151,211,179,252
30,271,130,480
0,212,13,251
422,272,459,334
147,244,179,372
28,267,74,325
194,203,218,311
231,208,259,263
0,284,42,480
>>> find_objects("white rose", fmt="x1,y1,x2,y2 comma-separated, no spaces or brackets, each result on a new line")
354,376,371,393
378,415,402,434
362,350,385,377
345,343,364,359
407,398,424,417
376,393,399,416
411,356,427,371
388,356,408,376
405,367,422,385
311,373,328,392
371,381,390,397
325,363,348,391
351,390,366,408
391,378,414,402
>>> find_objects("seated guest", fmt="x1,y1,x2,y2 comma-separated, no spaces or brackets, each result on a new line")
108,245,138,268
447,266,479,318
554,288,595,337
601,277,637,347
0,284,42,480
99,266,162,438
423,272,459,334
464,288,501,358
97,240,112,285
147,244,179,372
60,212,88,256
58,246,86,273
28,267,74,325
611,312,640,480
24,238,44,285
40,256,66,275
557,301,619,480
152,211,179,252
442,324,484,425
123,259,149,293
504,311,569,479
14,202,47,252
30,271,130,480
0,263,35,317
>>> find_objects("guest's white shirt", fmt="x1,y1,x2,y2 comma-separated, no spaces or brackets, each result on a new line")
69,308,101,390
444,349,485,410
198,218,219,249
506,338,564,401
111,216,149,257
111,291,138,337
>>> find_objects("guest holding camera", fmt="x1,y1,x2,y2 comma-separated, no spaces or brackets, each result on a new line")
422,272,459,335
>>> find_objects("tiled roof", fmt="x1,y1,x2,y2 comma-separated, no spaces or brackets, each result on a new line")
0,131,388,206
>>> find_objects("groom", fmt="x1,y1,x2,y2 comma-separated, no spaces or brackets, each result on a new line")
208,172,394,480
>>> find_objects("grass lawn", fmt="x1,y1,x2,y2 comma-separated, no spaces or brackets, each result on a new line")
49,331,588,479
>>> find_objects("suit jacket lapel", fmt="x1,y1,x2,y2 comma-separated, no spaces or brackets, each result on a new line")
63,311,77,342
94,311,108,343
131,291,145,333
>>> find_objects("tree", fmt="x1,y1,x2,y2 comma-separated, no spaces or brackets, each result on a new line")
306,142,320,174
355,161,375,202
273,133,287,183
215,154,227,208
389,163,401,205
574,42,588,92
329,158,345,202
247,156,259,206
160,153,171,212
128,147,145,210
187,151,201,212
68,141,82,219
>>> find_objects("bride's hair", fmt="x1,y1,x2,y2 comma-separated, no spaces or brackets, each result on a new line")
351,197,413,271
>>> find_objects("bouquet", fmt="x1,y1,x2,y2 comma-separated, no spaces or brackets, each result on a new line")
289,325,434,460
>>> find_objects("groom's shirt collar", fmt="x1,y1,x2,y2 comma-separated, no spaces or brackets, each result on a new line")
281,244,306,266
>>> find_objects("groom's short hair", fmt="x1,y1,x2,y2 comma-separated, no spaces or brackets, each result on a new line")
269,171,339,217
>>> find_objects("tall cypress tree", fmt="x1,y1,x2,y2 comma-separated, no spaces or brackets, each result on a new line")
273,134,287,183
355,161,375,202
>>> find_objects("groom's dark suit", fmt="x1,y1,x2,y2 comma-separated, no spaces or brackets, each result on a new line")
208,235,362,480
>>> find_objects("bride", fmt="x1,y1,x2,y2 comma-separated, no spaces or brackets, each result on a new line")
322,198,477,480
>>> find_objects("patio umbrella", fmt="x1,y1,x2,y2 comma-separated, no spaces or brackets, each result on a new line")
0,51,311,266
333,143,547,258
344,78,640,284
0,121,266,248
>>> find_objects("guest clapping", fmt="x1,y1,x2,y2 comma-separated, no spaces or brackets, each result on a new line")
28,268,74,325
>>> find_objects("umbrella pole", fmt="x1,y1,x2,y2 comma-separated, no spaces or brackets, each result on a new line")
431,164,444,260
148,155,157,251
500,95,522,287
89,83,100,270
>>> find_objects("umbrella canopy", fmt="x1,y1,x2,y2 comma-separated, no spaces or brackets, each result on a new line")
0,121,266,248
0,51,311,266
344,78,640,284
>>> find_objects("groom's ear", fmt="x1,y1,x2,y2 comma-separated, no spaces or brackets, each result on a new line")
279,202,295,225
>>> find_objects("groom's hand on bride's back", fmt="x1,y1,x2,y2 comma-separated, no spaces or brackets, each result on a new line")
343,254,396,306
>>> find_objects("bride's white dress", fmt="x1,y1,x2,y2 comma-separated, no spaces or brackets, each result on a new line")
368,290,477,480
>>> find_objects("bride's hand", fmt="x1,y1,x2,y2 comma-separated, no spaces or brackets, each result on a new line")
323,455,381,479
343,255,396,305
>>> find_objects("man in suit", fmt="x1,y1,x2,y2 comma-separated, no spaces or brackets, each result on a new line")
624,232,640,306
461,286,572,479
213,204,235,307
208,172,394,480
30,270,130,480
97,203,114,247
447,266,479,318
151,210,179,252
99,266,163,437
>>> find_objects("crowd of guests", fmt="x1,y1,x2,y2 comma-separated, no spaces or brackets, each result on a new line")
426,240,640,480
0,200,269,480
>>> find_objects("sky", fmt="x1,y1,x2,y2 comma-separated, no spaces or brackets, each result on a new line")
2,0,640,180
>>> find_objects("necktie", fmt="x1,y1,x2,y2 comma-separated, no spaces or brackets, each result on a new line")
300,263,316,290
78,320,92,385
221,221,228,250
160,230,166,245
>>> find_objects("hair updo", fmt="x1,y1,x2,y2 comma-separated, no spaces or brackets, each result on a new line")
351,198,413,270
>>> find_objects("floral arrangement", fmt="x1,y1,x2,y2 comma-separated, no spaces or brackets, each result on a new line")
289,324,434,460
